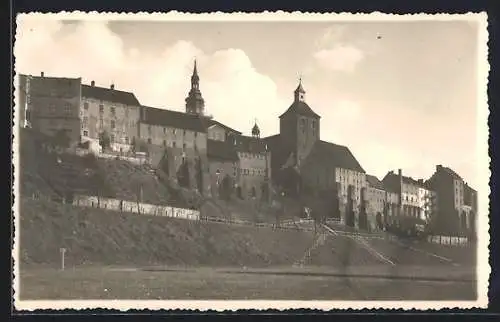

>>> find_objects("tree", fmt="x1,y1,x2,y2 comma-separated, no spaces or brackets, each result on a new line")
99,130,111,151
195,157,203,194
177,158,191,189
220,175,232,201
159,149,170,177
53,129,71,148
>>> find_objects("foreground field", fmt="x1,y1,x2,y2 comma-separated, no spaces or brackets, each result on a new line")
18,266,476,301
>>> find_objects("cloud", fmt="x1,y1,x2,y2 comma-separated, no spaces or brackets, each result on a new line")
14,17,288,137
313,45,365,73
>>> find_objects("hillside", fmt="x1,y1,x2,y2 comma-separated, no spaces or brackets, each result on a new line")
19,198,314,268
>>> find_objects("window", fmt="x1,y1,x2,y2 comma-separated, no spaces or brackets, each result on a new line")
163,127,166,134
173,142,176,148
183,143,187,150
147,138,152,144
110,134,115,142
99,104,104,113
83,130,88,137
173,129,177,135
300,119,305,133
83,102,89,110
110,106,116,115
148,125,152,134
163,140,166,147
99,119,104,129
183,130,187,136
194,132,198,138
49,104,56,113
125,107,129,118
111,120,115,129
312,120,316,134
125,137,129,144
83,116,88,126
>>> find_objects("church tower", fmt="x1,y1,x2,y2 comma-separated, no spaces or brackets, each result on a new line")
279,78,320,167
251,119,261,139
185,60,205,115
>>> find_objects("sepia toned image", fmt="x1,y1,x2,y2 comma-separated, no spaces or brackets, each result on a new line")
12,12,490,311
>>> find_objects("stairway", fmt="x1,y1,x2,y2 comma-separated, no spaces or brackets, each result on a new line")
294,228,329,267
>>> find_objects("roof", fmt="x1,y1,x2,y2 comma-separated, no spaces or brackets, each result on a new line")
234,135,268,153
206,119,242,134
81,84,140,106
305,140,365,173
366,174,385,190
382,171,429,191
140,106,207,133
207,139,239,161
279,101,321,119
438,165,463,181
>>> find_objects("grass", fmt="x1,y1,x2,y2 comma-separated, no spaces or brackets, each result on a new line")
18,266,477,301
19,198,314,268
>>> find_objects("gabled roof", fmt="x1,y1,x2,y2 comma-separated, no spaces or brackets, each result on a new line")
81,84,140,106
206,119,242,134
306,140,365,173
279,101,321,119
366,174,385,190
207,139,239,161
140,106,207,133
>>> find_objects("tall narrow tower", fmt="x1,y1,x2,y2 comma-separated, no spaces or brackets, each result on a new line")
279,78,320,167
185,60,205,115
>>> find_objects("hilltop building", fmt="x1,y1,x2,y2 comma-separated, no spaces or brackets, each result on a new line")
426,165,476,235
18,72,82,146
264,80,366,227
80,81,141,153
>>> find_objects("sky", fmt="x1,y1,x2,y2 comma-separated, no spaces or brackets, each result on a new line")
14,15,485,189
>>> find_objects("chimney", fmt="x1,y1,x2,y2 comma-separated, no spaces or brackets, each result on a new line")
436,164,443,172
40,71,44,77
91,80,95,87
110,84,115,90
398,168,402,177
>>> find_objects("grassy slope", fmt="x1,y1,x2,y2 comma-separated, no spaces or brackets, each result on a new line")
19,198,314,268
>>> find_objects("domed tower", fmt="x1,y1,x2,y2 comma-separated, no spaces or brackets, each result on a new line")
185,59,205,116
251,119,261,138
279,78,320,167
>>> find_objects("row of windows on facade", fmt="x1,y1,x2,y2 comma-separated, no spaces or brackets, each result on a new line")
240,168,266,176
82,117,135,130
81,130,133,144
44,103,73,114
239,152,266,160
82,102,134,118
148,126,199,138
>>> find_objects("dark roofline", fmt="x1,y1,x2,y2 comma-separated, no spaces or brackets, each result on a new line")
81,84,140,106
207,119,242,134
140,105,208,133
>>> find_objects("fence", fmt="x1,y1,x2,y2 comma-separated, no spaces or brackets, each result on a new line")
427,235,470,246
72,194,200,221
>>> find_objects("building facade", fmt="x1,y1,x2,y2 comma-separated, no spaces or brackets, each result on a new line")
264,80,366,227
138,105,209,194
206,139,240,198
426,165,475,235
19,72,82,146
233,123,271,200
365,174,386,231
80,81,141,153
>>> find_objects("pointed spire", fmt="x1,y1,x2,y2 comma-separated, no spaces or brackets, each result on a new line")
252,118,260,138
294,75,306,102
193,58,198,77
295,75,305,94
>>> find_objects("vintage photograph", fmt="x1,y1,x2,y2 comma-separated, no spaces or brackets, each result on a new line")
12,12,489,310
